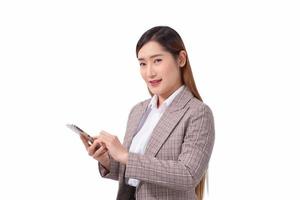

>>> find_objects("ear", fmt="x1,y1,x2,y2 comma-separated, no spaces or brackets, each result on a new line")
177,50,187,67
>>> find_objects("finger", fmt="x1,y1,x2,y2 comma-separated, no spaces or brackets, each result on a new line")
93,135,99,140
104,134,119,146
93,145,108,158
99,131,116,143
99,141,107,148
95,134,109,145
80,134,90,150
99,131,111,137
88,140,103,156
79,132,92,144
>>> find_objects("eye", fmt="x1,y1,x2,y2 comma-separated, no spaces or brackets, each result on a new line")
139,62,146,67
154,58,162,64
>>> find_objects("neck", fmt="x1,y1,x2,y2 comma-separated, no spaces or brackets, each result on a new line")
157,84,183,108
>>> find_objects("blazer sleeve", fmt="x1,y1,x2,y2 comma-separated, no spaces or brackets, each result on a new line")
98,157,120,180
124,103,215,191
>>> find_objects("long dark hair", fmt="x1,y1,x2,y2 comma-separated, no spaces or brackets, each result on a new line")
136,26,207,200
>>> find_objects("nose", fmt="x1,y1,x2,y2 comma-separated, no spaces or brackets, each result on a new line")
146,64,156,78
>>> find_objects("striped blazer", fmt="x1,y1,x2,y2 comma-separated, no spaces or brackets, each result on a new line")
98,86,215,200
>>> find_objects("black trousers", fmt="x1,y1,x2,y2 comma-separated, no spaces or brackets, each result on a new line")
117,183,136,200
128,185,136,200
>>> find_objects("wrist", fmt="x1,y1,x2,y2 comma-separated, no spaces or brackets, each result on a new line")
99,153,110,170
121,152,129,165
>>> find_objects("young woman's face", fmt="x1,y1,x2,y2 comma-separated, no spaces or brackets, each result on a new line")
138,41,183,102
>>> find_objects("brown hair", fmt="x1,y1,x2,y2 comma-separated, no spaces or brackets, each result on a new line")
136,26,207,200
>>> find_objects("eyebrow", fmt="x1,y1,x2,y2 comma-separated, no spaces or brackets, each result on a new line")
138,54,164,61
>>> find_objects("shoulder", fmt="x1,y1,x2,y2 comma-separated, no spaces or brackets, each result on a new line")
185,98,215,140
128,98,151,115
186,97,214,119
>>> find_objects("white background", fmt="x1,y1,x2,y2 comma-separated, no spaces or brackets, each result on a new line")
0,0,299,199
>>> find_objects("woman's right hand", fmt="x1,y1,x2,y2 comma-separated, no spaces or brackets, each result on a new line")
80,135,110,170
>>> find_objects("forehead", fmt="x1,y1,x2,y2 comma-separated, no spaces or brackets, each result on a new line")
137,41,167,59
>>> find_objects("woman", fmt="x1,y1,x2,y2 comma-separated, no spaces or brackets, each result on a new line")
80,26,215,200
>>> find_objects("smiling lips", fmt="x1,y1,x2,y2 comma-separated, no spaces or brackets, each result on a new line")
149,79,162,86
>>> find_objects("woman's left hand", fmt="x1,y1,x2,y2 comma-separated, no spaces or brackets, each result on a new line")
95,130,129,165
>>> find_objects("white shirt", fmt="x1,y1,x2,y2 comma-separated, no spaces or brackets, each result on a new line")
127,85,185,187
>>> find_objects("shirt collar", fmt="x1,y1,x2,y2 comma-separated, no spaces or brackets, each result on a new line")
148,85,185,111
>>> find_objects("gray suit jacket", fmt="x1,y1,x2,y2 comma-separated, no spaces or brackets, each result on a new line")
98,87,215,200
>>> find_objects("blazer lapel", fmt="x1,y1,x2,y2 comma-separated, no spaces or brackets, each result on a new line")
145,87,194,156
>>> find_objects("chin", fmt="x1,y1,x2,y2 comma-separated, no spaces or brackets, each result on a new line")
148,87,161,95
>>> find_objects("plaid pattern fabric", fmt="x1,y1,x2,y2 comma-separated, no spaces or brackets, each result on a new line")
99,87,215,200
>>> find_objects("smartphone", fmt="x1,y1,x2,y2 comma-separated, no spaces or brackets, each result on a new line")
66,124,94,145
